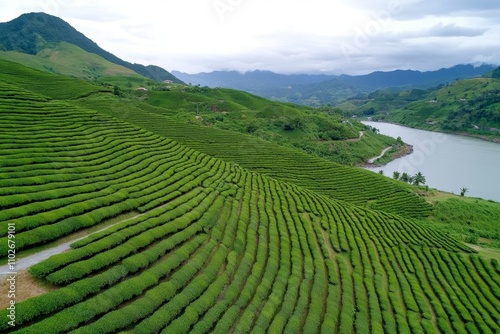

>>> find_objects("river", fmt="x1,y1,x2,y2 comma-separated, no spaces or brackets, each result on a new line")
362,122,500,202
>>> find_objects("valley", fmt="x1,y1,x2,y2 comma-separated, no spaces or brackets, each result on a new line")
0,10,499,334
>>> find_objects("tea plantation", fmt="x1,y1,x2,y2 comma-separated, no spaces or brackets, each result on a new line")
0,66,499,333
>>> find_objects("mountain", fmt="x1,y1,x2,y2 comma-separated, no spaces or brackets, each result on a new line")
0,12,183,83
174,65,495,106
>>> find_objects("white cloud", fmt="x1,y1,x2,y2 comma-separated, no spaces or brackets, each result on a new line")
0,0,499,74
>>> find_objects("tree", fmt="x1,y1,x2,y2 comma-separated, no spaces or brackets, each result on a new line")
460,187,468,197
246,122,259,134
393,171,400,180
378,170,384,175
412,172,426,186
400,172,411,183
113,85,121,96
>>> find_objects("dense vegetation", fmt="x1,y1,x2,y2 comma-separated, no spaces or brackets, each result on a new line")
1,65,499,334
78,88,500,251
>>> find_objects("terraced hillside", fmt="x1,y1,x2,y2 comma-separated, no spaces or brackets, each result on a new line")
0,59,430,219
79,95,431,219
1,74,499,333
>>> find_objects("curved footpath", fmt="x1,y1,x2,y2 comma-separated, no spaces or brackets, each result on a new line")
0,211,145,276
0,241,75,275
368,146,392,164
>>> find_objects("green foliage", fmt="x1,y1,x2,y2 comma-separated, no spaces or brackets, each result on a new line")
412,171,426,186
85,95,430,218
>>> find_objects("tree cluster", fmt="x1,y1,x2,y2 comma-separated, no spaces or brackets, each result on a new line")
393,171,426,186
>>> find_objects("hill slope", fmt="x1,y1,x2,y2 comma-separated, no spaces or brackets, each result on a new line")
78,94,430,218
0,41,140,80
0,58,418,216
1,65,499,334
0,59,108,99
0,12,182,83
92,75,404,167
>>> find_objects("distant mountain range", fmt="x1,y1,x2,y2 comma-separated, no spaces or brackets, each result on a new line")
173,64,495,106
0,12,183,83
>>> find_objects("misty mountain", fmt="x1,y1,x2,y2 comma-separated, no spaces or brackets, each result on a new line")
171,70,331,91
0,12,183,83
174,64,495,106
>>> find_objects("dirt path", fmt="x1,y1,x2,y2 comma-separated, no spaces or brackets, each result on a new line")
368,146,391,164
345,131,364,142
0,211,146,276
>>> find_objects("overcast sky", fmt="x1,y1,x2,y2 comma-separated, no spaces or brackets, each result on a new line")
1,0,499,74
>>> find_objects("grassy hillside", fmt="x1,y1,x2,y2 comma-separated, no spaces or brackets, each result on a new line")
95,76,402,166
0,56,402,166
74,93,430,219
427,193,500,249
0,42,140,80
0,60,435,220
1,65,499,334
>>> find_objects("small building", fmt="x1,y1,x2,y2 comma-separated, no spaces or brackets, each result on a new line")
163,80,174,84
136,87,148,91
